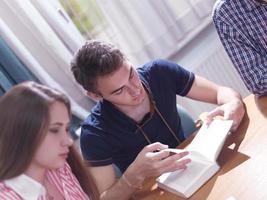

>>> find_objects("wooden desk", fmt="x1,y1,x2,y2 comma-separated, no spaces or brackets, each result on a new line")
134,95,267,200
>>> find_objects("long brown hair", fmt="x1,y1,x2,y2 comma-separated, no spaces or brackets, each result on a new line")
0,81,99,199
67,147,99,200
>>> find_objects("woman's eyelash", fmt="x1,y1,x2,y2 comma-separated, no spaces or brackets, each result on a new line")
130,70,135,79
49,128,59,133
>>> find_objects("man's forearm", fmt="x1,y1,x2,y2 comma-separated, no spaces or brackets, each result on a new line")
216,86,242,105
100,172,142,200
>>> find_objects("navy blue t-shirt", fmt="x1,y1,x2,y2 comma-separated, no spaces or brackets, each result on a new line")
80,59,195,172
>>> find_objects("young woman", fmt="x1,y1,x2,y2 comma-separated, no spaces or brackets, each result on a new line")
0,81,99,200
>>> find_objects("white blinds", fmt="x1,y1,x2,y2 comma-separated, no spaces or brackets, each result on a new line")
96,0,216,65
0,0,92,119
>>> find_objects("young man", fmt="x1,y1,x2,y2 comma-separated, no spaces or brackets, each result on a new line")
213,0,267,96
71,40,245,200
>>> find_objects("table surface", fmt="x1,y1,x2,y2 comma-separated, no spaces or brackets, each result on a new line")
133,95,267,200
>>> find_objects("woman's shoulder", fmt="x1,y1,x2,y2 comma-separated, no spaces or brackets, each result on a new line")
0,182,21,200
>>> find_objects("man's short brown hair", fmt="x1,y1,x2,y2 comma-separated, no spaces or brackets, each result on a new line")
71,40,126,93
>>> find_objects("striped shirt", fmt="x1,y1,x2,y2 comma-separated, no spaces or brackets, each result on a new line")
0,162,89,200
213,0,267,96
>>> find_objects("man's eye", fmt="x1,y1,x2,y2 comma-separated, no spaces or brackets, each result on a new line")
115,88,123,95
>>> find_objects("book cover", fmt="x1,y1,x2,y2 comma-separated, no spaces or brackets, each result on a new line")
157,119,233,198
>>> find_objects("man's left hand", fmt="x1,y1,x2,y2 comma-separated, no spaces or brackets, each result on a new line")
206,99,245,132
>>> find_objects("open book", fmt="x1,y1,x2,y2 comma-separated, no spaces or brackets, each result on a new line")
157,119,233,198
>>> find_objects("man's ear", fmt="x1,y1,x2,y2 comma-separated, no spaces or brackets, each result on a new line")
86,91,103,102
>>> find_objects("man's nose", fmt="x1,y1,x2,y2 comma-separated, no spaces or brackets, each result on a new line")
126,78,139,93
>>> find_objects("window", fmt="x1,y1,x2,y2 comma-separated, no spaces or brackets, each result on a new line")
59,0,216,65
59,0,109,39
0,37,38,95
0,0,93,119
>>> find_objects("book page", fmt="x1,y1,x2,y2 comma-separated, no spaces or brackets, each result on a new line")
157,153,220,198
158,158,211,186
186,119,233,161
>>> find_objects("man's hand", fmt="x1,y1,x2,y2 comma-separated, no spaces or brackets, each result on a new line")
206,99,245,131
186,75,245,132
124,142,191,187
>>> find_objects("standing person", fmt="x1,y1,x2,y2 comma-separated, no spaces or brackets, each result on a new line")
71,40,245,200
213,0,267,95
0,82,99,200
